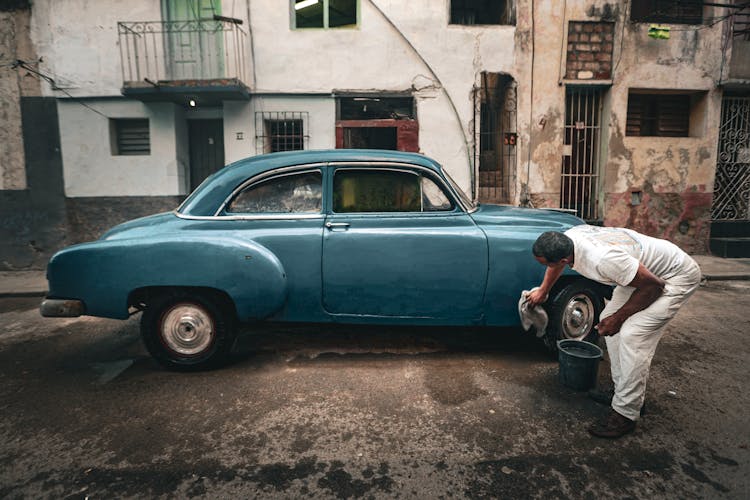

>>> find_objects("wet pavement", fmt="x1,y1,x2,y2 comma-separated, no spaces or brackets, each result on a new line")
1,281,749,498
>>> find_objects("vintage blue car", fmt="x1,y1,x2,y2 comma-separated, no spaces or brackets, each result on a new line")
41,149,610,370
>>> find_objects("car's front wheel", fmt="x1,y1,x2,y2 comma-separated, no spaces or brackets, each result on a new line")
140,291,237,371
542,280,605,354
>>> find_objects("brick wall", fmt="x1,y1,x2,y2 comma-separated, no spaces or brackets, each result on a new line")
566,21,615,80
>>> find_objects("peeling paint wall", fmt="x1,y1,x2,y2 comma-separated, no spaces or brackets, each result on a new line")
515,0,725,252
0,7,37,190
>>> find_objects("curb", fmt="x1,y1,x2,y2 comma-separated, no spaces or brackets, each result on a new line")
0,291,47,299
702,274,750,281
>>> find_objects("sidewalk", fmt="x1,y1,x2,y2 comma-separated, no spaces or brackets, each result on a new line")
1,255,749,299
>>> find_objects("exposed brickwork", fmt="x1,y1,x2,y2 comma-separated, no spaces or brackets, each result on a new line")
566,21,615,80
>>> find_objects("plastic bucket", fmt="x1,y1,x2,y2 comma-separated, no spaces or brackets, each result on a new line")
557,339,603,391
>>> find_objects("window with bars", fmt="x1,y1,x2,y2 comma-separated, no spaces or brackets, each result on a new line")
110,119,150,156
626,93,691,137
255,112,309,154
450,0,515,25
630,0,703,24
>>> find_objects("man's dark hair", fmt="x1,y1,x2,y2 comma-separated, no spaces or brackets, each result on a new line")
532,231,574,263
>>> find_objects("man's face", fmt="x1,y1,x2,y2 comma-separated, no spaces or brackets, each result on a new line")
534,256,569,270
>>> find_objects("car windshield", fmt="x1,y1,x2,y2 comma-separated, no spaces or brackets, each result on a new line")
442,168,476,210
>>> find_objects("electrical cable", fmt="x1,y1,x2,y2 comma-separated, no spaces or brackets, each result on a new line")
12,59,110,119
367,0,476,202
522,0,535,208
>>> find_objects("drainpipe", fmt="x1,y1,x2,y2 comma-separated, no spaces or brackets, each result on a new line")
367,0,476,202
246,0,257,88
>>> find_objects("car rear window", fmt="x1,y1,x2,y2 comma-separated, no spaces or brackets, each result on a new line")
227,170,322,214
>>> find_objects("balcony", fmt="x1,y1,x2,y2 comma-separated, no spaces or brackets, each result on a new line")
724,9,750,90
118,18,251,105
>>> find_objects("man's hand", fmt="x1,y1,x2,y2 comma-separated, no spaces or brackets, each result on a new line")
526,288,549,307
595,315,624,336
594,263,665,336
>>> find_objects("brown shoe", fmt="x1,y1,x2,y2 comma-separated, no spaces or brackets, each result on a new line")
588,409,636,438
588,389,647,416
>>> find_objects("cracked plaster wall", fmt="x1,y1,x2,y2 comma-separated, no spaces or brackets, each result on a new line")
0,8,39,190
518,0,724,252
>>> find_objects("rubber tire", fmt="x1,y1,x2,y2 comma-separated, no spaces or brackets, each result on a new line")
542,280,605,356
140,291,237,371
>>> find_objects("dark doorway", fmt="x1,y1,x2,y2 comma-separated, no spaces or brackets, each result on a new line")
188,119,224,191
475,72,517,204
342,127,398,149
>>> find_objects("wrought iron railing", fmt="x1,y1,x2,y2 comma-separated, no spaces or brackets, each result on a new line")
118,19,249,86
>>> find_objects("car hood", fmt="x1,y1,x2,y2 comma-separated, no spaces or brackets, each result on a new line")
100,212,182,240
470,204,584,229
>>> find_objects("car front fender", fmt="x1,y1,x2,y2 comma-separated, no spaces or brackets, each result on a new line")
46,236,287,320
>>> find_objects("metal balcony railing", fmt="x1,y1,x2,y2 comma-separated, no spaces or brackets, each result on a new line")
118,19,249,87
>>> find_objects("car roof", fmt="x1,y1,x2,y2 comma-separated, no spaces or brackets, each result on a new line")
178,149,446,216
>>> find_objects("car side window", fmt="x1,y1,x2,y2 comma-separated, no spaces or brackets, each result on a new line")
227,170,322,214
333,170,454,213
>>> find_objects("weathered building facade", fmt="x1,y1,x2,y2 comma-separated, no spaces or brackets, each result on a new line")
1,0,748,269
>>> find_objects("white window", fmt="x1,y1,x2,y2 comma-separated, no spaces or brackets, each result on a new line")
293,0,358,29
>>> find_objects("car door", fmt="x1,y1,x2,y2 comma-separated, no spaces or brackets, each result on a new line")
322,164,488,321
221,166,327,321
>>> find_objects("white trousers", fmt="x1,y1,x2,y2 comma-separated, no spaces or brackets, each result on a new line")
601,256,702,421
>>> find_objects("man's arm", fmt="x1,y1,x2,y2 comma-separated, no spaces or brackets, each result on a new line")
527,263,566,307
595,263,665,336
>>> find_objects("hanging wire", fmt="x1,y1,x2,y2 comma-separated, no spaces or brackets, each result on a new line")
12,59,110,119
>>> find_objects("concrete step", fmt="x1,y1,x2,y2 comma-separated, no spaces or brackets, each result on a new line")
709,237,750,258
711,220,750,238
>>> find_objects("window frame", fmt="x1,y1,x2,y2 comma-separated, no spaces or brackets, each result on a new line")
630,0,703,25
291,0,360,30
110,118,151,156
448,0,516,26
329,166,458,215
625,91,693,138
216,165,326,218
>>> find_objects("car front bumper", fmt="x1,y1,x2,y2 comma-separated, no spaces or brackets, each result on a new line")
40,298,85,317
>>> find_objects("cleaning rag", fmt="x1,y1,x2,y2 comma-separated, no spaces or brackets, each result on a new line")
518,287,548,338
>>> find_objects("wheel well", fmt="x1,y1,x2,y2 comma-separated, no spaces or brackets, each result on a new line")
550,275,613,301
128,286,238,318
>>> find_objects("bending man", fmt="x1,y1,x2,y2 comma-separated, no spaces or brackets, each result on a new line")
527,225,701,438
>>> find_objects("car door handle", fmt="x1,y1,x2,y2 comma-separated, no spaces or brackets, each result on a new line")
325,222,350,231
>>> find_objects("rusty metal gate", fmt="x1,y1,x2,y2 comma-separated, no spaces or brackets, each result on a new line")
712,96,750,221
561,87,603,221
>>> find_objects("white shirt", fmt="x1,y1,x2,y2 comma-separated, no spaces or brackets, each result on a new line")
564,225,687,287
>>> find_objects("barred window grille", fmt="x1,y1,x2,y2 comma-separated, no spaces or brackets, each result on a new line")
626,93,690,137
110,119,150,156
256,112,309,154
630,0,703,24
561,87,602,221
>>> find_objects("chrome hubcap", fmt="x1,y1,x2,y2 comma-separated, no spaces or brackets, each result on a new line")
562,293,595,340
161,303,214,356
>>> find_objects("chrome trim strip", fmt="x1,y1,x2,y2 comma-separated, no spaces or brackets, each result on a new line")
173,211,325,221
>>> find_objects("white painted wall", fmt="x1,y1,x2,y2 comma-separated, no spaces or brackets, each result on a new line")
224,95,337,163
58,99,187,197
30,0,519,196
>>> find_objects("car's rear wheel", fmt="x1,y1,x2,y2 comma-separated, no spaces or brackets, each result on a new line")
542,280,604,355
140,291,236,371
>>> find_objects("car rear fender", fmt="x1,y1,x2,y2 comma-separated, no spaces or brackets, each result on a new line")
46,236,287,320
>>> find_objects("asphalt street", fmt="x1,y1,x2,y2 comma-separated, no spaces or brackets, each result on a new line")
1,281,749,499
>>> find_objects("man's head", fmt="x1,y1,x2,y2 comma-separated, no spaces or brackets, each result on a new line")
532,231,574,267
